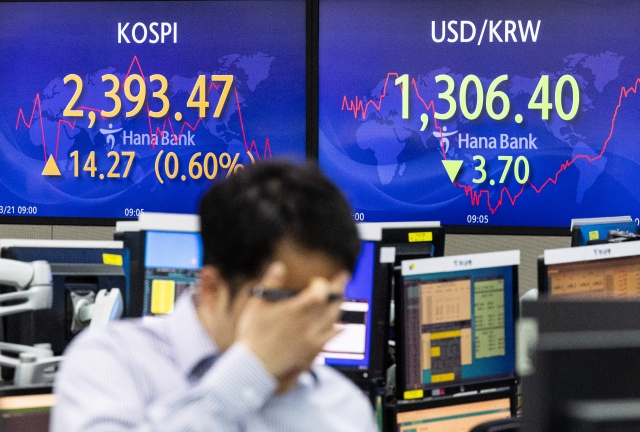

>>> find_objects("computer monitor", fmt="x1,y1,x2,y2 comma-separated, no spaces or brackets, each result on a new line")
396,251,519,400
521,328,640,432
521,299,640,334
0,385,54,432
538,241,640,298
570,217,638,246
115,212,201,317
517,299,640,386
316,240,390,382
394,390,516,432
0,241,129,355
142,230,202,316
357,222,441,240
382,227,445,265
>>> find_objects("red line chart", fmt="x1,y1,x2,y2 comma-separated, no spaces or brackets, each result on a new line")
341,72,640,214
15,55,272,162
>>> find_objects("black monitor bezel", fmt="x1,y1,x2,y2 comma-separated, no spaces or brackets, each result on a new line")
570,227,583,247
395,259,519,401
381,226,445,261
391,387,517,431
0,385,53,398
537,255,549,294
115,230,147,317
521,298,640,334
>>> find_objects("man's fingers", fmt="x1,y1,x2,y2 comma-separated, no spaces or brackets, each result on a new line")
290,271,351,308
325,272,350,303
332,271,351,290
287,278,330,310
259,262,287,289
318,327,343,348
312,301,343,337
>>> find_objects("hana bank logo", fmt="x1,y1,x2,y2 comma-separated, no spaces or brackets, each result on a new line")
432,126,458,153
100,123,124,150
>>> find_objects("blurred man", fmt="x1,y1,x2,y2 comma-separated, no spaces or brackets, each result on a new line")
51,160,377,431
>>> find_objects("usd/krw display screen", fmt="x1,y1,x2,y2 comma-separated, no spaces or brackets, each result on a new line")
319,0,640,229
1,1,306,221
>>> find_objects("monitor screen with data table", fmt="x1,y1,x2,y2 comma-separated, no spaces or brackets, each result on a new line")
397,251,519,399
539,241,640,298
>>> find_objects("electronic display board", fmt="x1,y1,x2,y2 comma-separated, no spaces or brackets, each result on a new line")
319,0,640,231
0,1,306,222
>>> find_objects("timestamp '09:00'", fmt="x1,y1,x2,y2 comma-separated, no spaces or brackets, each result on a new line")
0,206,38,215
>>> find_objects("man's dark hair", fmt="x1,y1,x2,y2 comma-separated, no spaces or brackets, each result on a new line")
199,160,360,294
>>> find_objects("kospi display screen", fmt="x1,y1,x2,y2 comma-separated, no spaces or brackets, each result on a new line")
1,1,306,222
318,0,640,231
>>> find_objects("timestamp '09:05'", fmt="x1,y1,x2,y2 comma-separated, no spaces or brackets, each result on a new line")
124,208,144,217
467,215,489,224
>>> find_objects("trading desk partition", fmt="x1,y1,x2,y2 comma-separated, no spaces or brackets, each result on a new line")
538,241,640,298
397,251,519,400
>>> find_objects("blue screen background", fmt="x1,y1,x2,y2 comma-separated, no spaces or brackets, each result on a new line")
145,231,202,270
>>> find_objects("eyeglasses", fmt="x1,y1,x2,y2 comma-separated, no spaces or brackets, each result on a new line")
251,285,344,303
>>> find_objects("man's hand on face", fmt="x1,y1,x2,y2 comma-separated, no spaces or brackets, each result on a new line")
236,262,349,392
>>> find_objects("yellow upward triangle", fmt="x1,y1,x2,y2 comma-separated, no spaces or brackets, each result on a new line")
42,155,61,177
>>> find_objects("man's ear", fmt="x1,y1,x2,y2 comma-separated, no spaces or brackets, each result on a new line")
199,265,227,303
